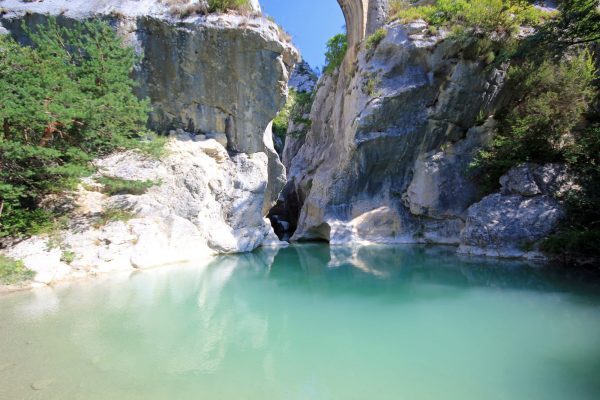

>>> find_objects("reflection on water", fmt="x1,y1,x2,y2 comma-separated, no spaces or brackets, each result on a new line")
1,244,600,400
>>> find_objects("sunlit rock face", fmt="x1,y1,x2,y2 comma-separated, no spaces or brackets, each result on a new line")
1,0,298,211
0,0,294,283
458,163,572,259
5,137,288,286
282,16,560,257
283,14,565,258
337,0,389,52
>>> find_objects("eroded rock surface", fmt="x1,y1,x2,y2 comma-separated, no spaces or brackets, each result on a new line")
5,138,286,287
285,21,508,246
458,163,571,258
0,0,298,214
0,0,293,287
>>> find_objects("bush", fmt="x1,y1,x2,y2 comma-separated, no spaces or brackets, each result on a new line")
0,19,159,239
365,28,387,50
272,89,315,139
97,176,159,196
93,208,136,228
523,0,600,57
323,34,348,75
470,50,596,189
61,250,76,265
0,255,34,285
389,0,550,35
207,0,251,13
272,91,296,139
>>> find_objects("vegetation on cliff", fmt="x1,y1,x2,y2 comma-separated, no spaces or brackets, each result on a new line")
0,19,162,240
273,89,315,140
324,33,348,74
389,0,549,34
464,0,599,260
386,0,599,259
163,0,252,17
0,255,34,285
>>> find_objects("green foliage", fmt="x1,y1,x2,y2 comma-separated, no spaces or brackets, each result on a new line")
0,19,160,240
324,34,348,75
546,124,600,259
93,208,136,228
97,176,159,196
207,0,251,13
471,50,596,189
0,255,34,285
272,89,315,139
60,250,76,265
272,91,296,139
389,0,550,35
365,28,387,50
522,0,600,57
541,229,600,259
362,73,382,97
467,0,600,259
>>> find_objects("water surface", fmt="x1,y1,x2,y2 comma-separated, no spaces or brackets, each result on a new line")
1,244,599,399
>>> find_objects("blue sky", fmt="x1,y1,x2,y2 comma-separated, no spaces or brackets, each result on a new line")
260,0,346,71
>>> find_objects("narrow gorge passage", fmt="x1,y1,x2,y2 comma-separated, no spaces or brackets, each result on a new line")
267,0,389,241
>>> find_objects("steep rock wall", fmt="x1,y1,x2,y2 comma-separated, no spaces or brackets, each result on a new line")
0,1,298,282
282,21,511,247
0,0,298,213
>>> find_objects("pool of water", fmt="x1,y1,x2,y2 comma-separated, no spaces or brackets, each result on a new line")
1,244,600,399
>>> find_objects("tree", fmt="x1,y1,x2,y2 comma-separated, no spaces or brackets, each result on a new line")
323,34,348,74
0,19,154,238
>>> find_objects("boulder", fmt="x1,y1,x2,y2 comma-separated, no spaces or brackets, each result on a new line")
458,163,573,258
458,193,564,258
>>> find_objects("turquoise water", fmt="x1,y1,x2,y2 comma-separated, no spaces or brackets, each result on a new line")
1,244,600,400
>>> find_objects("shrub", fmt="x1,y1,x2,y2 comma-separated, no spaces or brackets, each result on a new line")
365,28,387,50
61,250,76,265
523,0,600,57
93,208,136,228
323,34,348,75
0,255,34,285
97,176,159,196
389,0,550,35
0,19,159,239
272,91,296,139
207,0,251,13
161,0,208,17
272,89,315,139
470,50,596,188
161,0,252,16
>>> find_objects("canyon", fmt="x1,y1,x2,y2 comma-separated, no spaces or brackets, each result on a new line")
0,0,569,289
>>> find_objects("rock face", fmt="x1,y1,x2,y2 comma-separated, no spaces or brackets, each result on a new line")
0,0,294,286
0,0,298,213
284,21,508,246
5,137,287,286
458,163,571,258
288,60,319,93
280,17,565,259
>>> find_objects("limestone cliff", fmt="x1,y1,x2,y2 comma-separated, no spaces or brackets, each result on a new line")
279,16,565,259
0,0,297,285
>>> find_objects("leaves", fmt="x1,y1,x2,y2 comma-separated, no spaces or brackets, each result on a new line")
324,34,348,74
0,19,157,238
